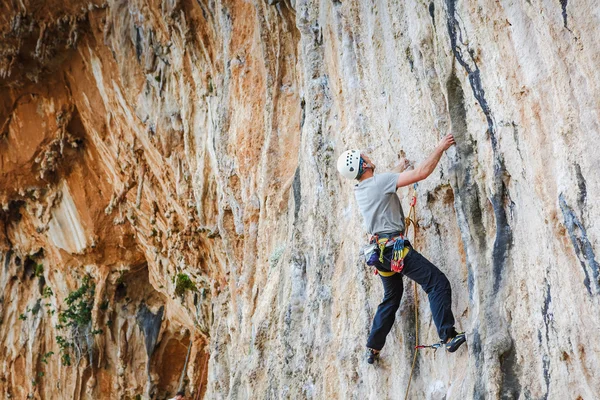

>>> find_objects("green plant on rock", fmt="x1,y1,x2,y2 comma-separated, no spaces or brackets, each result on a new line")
41,351,54,364
61,352,71,367
35,264,44,277
174,273,197,297
56,335,70,350
59,275,94,328
42,287,53,298
55,275,102,367
56,333,73,366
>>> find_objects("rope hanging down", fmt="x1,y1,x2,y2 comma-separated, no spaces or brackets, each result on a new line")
403,183,420,400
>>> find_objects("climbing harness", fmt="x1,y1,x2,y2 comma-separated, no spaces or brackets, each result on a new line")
365,233,408,275
367,183,420,276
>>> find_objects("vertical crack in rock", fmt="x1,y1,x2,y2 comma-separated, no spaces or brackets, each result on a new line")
429,2,436,28
490,168,512,295
135,26,143,62
470,328,485,400
542,352,551,399
542,281,552,344
300,97,306,129
3,249,12,271
293,166,301,221
559,194,599,295
574,163,587,211
510,122,524,164
446,0,495,148
541,281,552,398
560,0,569,29
447,72,485,301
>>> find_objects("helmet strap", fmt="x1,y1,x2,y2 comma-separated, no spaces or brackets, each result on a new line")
357,157,373,179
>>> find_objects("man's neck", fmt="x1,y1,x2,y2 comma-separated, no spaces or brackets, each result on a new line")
358,170,374,182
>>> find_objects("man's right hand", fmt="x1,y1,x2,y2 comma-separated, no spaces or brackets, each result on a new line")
395,132,456,188
438,133,456,151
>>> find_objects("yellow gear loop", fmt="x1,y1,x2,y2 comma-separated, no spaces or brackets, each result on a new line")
378,238,389,263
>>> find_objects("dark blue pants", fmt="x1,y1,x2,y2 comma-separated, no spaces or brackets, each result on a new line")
366,246,457,351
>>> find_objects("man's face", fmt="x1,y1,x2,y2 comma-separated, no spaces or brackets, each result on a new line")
361,154,376,171
175,395,184,400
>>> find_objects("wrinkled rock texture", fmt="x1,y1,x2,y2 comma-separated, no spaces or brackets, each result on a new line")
1,0,599,398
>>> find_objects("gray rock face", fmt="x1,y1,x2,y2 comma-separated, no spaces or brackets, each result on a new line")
0,0,599,399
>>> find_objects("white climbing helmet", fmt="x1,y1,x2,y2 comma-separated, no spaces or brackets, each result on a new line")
337,149,362,180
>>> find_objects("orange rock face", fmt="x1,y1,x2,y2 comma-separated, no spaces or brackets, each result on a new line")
1,0,600,399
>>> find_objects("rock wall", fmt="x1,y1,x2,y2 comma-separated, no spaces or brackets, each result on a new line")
1,0,599,399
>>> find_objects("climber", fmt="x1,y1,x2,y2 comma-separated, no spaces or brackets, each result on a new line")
168,390,186,400
337,133,466,364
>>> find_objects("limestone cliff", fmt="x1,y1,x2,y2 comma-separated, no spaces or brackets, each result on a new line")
1,0,599,399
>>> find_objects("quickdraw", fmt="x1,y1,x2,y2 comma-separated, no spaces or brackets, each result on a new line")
391,237,405,272
415,342,443,351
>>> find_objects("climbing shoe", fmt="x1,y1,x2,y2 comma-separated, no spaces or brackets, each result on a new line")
445,332,466,353
367,349,380,364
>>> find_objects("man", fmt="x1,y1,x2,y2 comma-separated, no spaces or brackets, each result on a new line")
337,133,466,364
168,390,185,400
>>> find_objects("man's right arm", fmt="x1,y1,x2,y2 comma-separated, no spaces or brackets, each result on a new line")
395,133,455,188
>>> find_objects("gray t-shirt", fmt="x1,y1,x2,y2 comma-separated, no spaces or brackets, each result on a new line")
354,172,406,235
